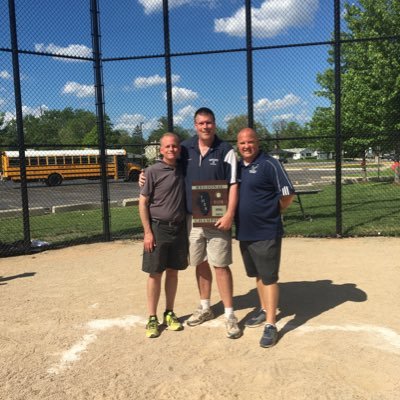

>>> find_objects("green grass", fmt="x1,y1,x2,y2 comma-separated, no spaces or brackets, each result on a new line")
284,182,400,237
0,182,399,250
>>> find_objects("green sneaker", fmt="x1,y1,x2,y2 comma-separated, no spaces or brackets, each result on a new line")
146,316,160,338
163,311,183,331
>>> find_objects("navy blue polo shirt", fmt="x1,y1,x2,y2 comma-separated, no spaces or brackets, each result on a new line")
180,135,237,214
236,151,294,241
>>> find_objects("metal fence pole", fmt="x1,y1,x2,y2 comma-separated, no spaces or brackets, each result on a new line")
90,0,111,241
245,0,254,128
163,0,173,132
334,0,343,237
8,0,31,251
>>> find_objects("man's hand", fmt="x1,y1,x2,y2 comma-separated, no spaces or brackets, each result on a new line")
143,231,155,252
138,170,146,188
214,213,234,231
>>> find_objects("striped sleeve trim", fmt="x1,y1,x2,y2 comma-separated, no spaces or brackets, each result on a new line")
224,148,238,184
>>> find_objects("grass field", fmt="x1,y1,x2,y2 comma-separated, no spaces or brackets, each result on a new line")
0,182,399,252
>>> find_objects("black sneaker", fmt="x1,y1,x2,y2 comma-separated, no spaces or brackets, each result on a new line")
244,308,266,328
259,324,278,348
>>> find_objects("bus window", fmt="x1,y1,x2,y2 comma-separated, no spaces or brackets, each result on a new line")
56,156,64,165
9,158,20,167
89,156,97,164
73,156,81,164
65,156,72,165
48,157,56,165
81,156,89,164
30,157,38,166
39,157,47,166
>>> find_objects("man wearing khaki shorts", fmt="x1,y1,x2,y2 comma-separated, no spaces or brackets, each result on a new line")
181,108,241,339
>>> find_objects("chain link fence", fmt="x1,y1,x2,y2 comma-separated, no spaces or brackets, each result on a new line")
1,0,399,255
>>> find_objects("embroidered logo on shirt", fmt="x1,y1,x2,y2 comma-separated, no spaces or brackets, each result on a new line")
209,158,219,166
249,164,258,174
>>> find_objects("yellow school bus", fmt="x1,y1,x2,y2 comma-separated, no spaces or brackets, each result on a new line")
0,149,142,186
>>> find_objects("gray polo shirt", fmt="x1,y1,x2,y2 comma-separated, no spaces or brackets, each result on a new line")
140,160,185,223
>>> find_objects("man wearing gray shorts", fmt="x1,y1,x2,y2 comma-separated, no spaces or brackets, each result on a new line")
139,133,188,339
236,128,295,348
140,108,241,339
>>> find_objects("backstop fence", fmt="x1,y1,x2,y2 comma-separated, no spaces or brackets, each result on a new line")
1,0,399,255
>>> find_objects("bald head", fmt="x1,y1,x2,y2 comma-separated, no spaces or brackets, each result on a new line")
237,128,260,163
160,132,181,166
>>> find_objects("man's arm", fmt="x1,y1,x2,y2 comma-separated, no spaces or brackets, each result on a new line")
138,170,146,188
280,194,295,213
215,182,238,231
138,194,155,252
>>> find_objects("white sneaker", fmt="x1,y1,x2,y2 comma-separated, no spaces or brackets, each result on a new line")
186,307,214,326
225,315,241,339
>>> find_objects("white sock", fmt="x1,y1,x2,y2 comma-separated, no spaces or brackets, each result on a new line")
224,307,234,318
200,299,210,310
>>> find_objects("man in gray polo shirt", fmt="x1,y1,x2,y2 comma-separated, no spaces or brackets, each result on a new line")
139,133,188,338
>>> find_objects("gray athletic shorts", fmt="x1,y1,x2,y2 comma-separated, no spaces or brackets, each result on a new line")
239,237,282,284
187,215,232,267
142,220,188,274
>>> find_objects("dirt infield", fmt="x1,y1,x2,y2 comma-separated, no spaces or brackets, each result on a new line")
1,237,400,400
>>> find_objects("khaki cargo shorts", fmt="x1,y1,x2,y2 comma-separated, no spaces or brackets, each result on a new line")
186,215,232,267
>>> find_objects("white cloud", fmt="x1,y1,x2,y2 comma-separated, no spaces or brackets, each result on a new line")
1,105,49,128
134,74,180,88
254,93,301,113
0,70,11,80
34,43,92,62
62,81,94,98
165,86,198,103
214,0,319,38
114,113,147,131
138,0,217,15
0,98,5,106
113,113,159,135
224,113,237,124
173,105,197,124
272,111,309,122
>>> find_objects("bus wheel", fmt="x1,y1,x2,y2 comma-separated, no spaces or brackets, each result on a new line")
46,173,63,186
128,170,139,182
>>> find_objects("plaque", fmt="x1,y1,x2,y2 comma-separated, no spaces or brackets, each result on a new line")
192,180,228,227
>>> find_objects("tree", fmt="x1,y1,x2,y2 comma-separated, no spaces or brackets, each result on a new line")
0,113,18,147
271,120,308,150
58,109,97,145
306,107,336,154
224,115,271,152
147,117,190,143
311,0,400,174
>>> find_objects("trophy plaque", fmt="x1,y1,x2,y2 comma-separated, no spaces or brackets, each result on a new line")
192,180,228,227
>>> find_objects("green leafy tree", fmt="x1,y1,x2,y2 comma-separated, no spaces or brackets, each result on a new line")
224,114,271,152
58,109,97,145
0,113,18,147
272,120,308,150
311,0,400,172
147,117,190,143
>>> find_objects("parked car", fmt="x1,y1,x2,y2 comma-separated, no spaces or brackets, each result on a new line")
279,156,288,164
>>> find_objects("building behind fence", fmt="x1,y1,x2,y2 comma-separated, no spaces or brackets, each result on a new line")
1,0,399,255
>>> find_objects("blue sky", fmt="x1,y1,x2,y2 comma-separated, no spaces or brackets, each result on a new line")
0,0,345,138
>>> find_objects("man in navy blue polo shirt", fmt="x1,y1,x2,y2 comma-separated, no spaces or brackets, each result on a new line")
236,128,295,347
183,108,241,339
